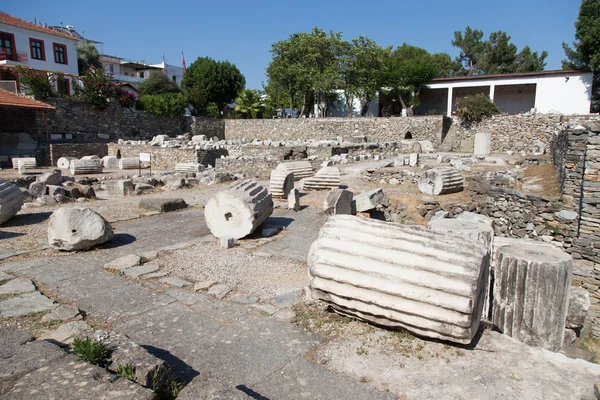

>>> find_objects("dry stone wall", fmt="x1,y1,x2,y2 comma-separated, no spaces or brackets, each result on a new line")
107,144,203,171
455,114,600,154
224,116,446,145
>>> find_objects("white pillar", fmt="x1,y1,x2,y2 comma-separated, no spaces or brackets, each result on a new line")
447,87,453,116
489,84,495,102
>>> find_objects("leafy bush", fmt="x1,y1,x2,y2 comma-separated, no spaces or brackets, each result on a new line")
115,87,137,108
138,71,181,96
74,67,116,109
454,93,500,122
205,102,220,118
138,93,187,116
13,65,54,100
72,337,111,367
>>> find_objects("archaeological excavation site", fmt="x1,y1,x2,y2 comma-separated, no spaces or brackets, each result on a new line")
2,106,600,399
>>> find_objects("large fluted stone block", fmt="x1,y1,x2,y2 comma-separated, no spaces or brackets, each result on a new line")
275,161,313,181
308,215,490,344
102,156,119,169
48,207,113,251
474,132,491,155
429,218,494,249
57,157,77,170
204,179,273,240
492,243,573,351
70,159,103,175
352,188,385,213
175,163,205,173
269,170,294,198
12,157,36,170
0,178,24,225
81,155,101,160
119,157,139,170
418,167,463,195
302,167,341,191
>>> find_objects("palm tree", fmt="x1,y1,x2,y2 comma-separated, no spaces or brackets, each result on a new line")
234,89,263,119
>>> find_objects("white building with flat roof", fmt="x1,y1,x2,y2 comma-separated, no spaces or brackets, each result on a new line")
415,70,594,116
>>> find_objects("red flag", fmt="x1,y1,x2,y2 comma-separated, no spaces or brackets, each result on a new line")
182,51,186,73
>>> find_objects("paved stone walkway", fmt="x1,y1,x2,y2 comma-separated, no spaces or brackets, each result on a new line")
0,209,395,399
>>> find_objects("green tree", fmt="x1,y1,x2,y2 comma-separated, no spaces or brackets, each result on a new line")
234,89,263,118
266,27,342,118
562,0,600,71
13,66,54,100
383,43,437,114
137,93,187,116
262,83,289,117
76,42,102,76
481,31,517,74
73,66,116,109
182,57,245,116
339,36,386,117
430,53,462,77
138,71,181,96
514,46,548,72
452,27,485,75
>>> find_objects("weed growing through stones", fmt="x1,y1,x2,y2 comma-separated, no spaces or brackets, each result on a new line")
356,342,368,355
72,337,111,367
509,372,523,382
117,363,135,380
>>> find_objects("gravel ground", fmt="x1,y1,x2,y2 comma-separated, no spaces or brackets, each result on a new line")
157,239,307,300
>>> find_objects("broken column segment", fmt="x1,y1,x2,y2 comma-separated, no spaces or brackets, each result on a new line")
474,132,491,155
0,178,24,225
57,157,77,169
428,218,494,249
352,188,385,213
70,159,103,175
275,161,313,181
302,167,341,191
308,215,489,344
269,170,294,198
323,189,353,216
12,157,36,170
102,156,119,169
204,179,273,239
492,243,573,352
118,157,139,170
175,163,205,173
418,167,463,195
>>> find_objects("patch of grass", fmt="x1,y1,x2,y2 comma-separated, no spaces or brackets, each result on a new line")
291,303,352,337
545,223,561,235
72,337,111,367
117,363,135,380
150,366,185,399
30,318,61,331
508,372,523,382
578,336,600,363
356,342,368,356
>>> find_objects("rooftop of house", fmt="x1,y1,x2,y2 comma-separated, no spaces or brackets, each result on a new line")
0,88,55,110
431,69,593,84
0,12,76,41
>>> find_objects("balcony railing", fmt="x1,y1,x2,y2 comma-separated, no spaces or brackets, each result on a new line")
0,50,28,63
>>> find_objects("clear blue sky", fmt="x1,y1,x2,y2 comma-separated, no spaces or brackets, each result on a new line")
4,0,584,89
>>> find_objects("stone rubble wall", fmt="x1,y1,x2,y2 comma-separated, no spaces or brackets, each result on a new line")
215,158,278,180
107,143,200,171
224,116,446,145
551,123,600,336
454,114,600,154
49,143,109,168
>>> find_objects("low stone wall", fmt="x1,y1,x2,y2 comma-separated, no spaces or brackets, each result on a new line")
186,117,225,140
107,144,197,171
454,114,600,154
44,99,186,141
224,116,446,145
49,143,109,167
215,158,278,180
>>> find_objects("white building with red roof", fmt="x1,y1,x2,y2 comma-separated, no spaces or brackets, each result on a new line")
0,11,78,94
